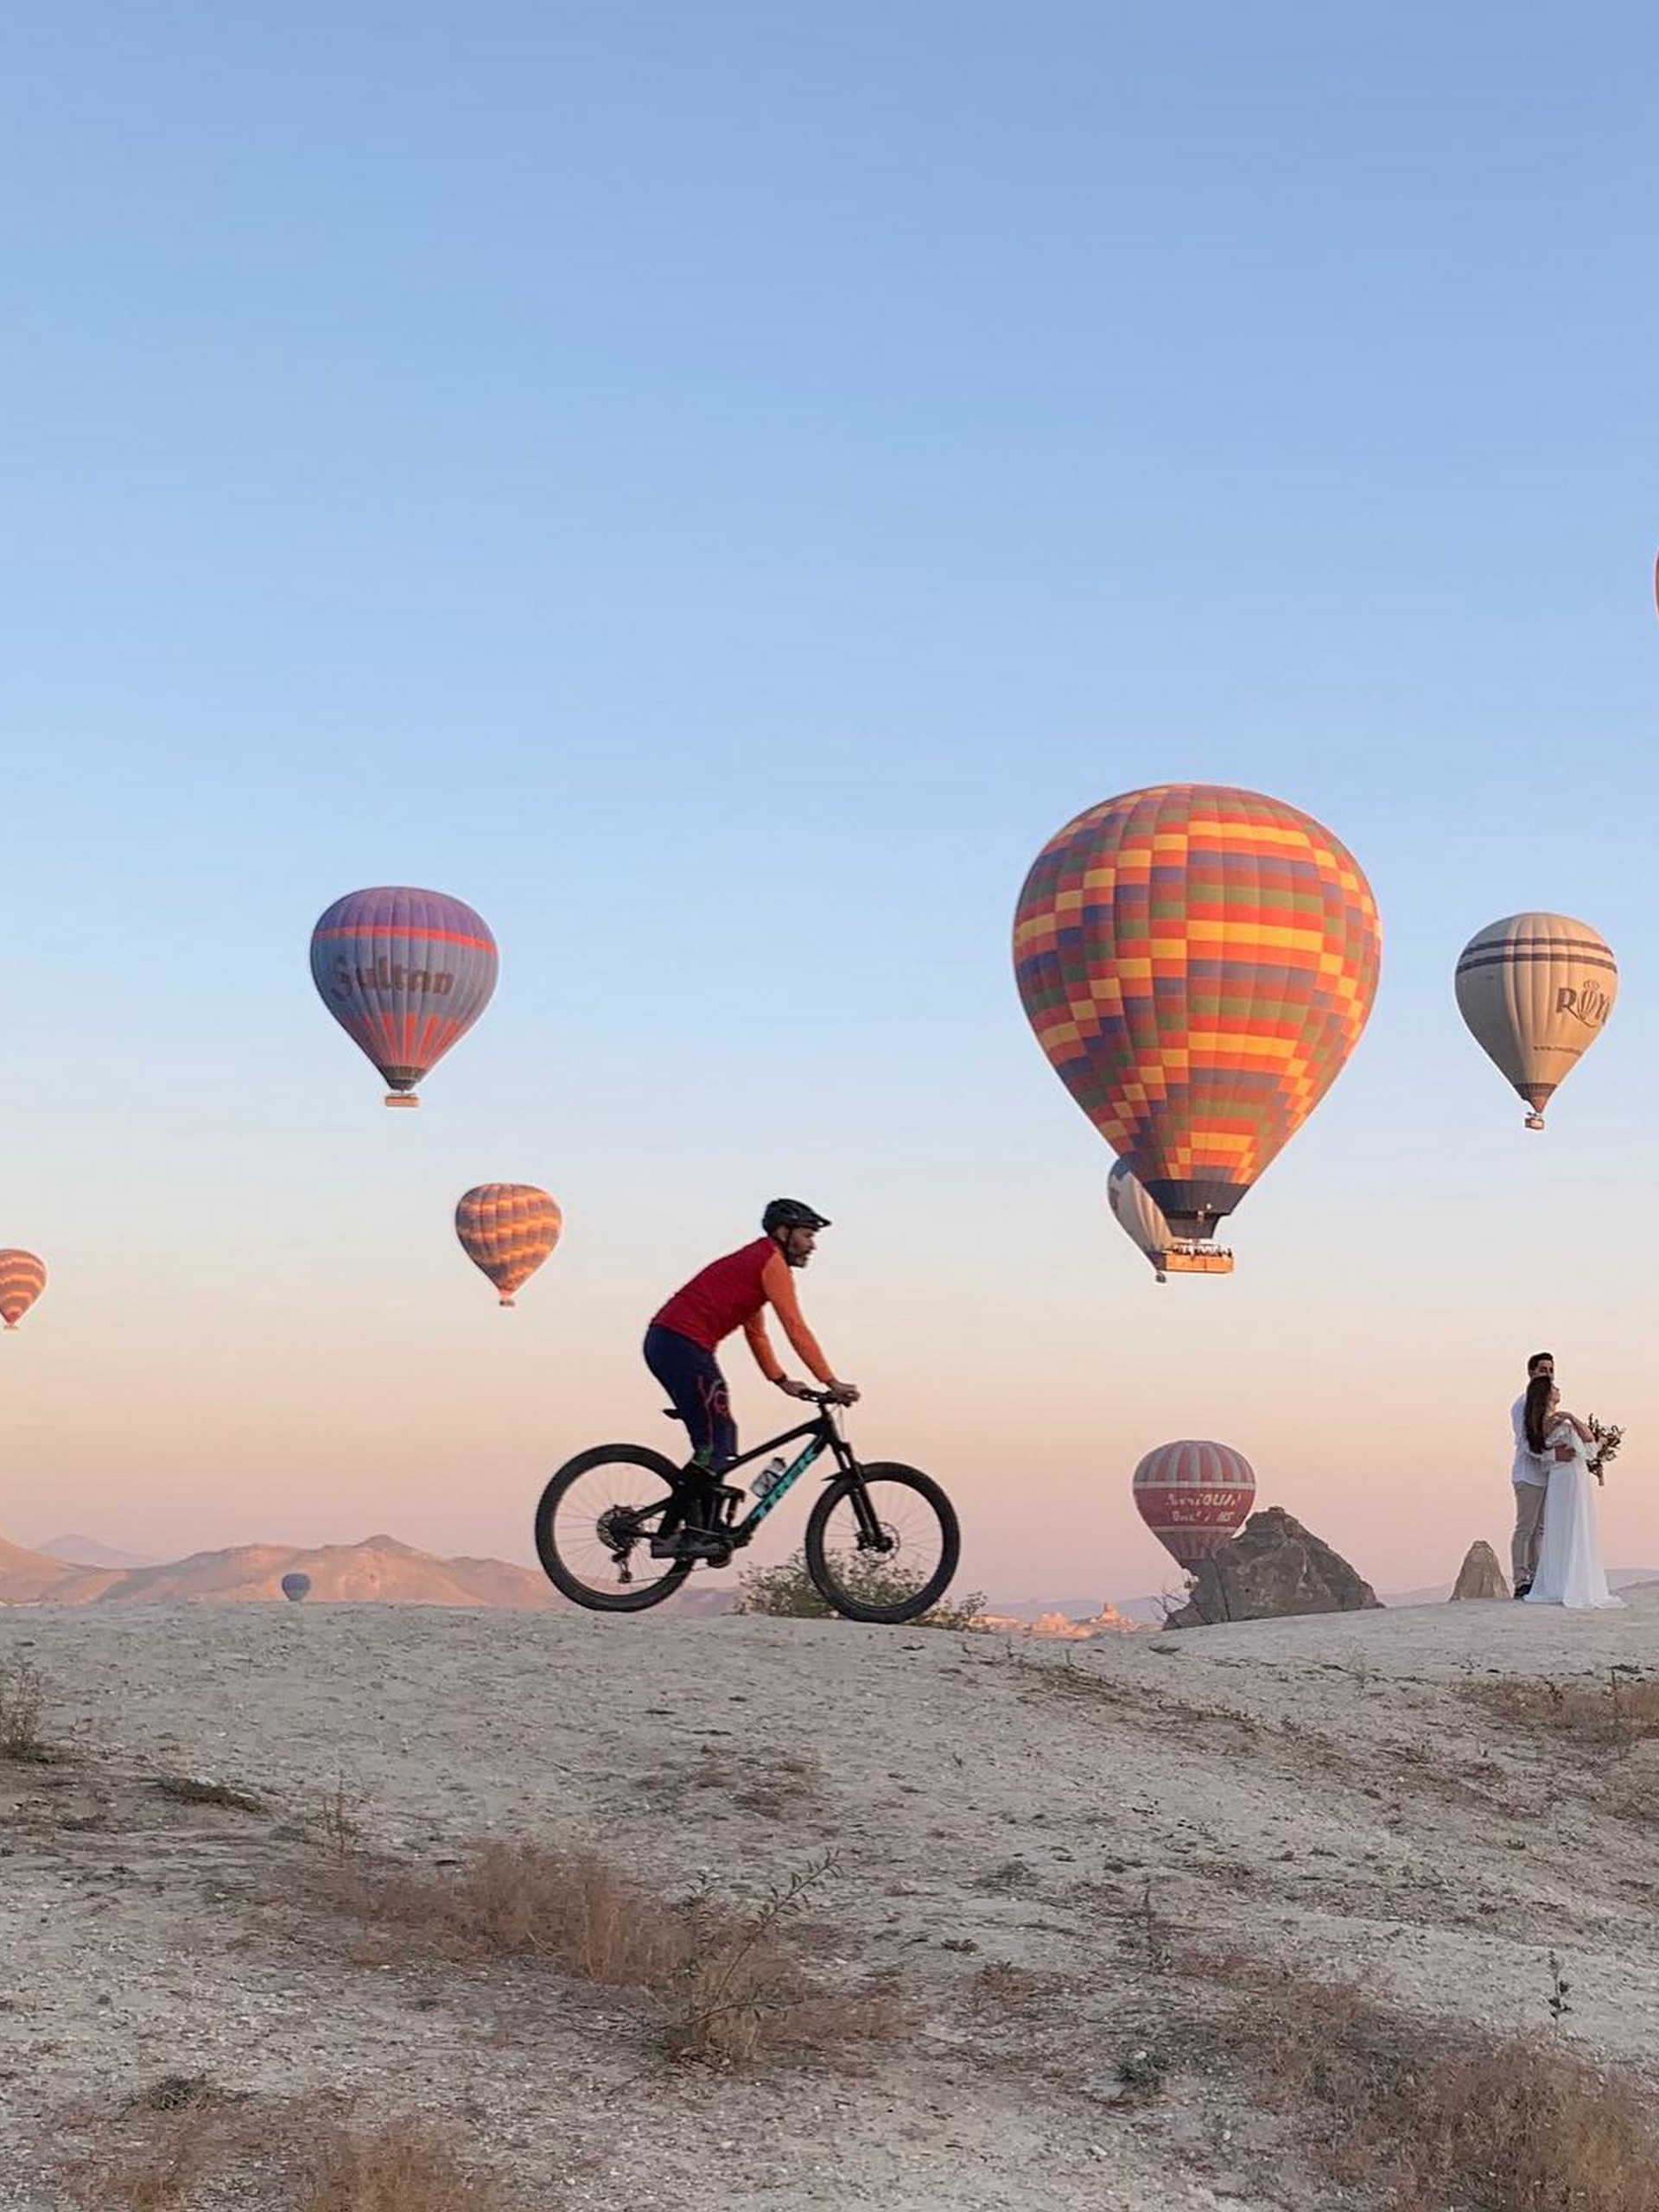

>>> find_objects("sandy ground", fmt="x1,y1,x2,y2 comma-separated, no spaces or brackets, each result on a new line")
3,1589,1659,2209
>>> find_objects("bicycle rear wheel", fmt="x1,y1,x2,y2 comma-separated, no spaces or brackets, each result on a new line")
534,1445,691,1612
804,1462,961,1624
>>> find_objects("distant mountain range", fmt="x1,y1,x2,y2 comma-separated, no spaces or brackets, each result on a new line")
13,1530,1647,1618
37,1535,161,1570
0,1533,562,1609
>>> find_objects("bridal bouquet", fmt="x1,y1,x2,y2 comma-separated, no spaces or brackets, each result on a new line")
1586,1417,1624,1488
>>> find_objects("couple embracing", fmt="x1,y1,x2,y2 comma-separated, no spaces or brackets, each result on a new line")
1510,1351,1620,1611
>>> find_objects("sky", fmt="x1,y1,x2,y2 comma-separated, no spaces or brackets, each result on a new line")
2,3,1656,1602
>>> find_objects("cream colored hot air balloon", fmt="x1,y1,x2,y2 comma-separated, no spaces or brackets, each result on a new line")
1106,1160,1233,1281
1454,913,1618,1129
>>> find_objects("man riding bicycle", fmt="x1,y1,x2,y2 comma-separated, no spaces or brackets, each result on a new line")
644,1200,861,1557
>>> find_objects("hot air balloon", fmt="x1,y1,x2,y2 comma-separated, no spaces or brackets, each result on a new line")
309,887,499,1107
1454,913,1617,1131
1014,785,1382,1242
1107,1160,1233,1282
454,1185,563,1306
1132,1440,1255,1571
281,1572,312,1604
0,1250,47,1332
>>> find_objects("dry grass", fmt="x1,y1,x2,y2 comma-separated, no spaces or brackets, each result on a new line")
327,1838,899,2069
974,1856,1038,1892
1604,1749,1659,1823
0,1655,61,1763
1205,1956,1659,2212
62,2090,516,2212
1465,1670,1659,1751
969,1961,1065,2012
641,1745,823,1821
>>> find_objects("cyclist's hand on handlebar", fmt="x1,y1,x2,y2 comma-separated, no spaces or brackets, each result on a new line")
774,1376,817,1400
823,1380,861,1406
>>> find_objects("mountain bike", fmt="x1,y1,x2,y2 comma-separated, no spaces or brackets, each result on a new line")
532,1393,960,1624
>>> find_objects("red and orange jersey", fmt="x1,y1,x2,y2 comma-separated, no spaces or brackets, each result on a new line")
654,1237,835,1386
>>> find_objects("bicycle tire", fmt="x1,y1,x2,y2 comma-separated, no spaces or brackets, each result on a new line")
534,1444,693,1612
804,1461,961,1624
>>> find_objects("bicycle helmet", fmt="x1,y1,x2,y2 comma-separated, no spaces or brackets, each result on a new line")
762,1198,831,1235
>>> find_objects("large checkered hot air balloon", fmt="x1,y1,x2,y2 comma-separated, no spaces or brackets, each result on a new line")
1014,785,1382,1242
310,888,499,1107
0,1250,46,1332
1132,1440,1255,1571
454,1185,563,1306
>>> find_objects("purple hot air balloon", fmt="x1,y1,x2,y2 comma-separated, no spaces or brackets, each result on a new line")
309,887,499,1107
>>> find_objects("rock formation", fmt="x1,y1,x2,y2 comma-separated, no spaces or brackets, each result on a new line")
1165,1506,1381,1628
1450,1541,1509,1600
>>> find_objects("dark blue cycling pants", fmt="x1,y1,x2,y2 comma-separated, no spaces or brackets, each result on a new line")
644,1323,738,1475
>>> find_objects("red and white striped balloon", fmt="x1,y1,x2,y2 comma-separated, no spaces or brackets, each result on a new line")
1131,1440,1255,1570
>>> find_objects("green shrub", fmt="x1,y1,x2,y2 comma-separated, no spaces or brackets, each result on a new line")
734,1548,985,1630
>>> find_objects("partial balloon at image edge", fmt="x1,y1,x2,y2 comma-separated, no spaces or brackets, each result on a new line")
0,1249,48,1332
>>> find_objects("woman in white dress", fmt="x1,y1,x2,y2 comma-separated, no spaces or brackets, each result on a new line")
1522,1376,1622,1611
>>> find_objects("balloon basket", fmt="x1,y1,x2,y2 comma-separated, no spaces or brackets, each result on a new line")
499,1296,517,1308
1159,1247,1236,1277
384,1094,420,1109
1524,1113,1547,1132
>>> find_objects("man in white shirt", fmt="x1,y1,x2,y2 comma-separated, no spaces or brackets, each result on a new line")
1511,1350,1574,1598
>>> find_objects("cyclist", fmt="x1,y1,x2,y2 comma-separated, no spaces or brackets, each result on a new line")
644,1200,861,1556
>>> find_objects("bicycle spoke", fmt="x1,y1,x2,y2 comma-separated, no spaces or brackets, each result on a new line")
805,1465,960,1624
534,1447,690,1611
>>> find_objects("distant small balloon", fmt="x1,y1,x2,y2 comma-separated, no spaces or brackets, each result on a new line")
281,1572,312,1604
0,1250,47,1332
454,1185,563,1306
309,887,499,1107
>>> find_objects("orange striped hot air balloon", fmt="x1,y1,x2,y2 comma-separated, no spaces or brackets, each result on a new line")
1014,785,1382,1241
0,1250,47,1331
454,1185,563,1306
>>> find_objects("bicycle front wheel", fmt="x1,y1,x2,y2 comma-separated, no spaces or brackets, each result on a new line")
804,1462,961,1624
534,1445,691,1612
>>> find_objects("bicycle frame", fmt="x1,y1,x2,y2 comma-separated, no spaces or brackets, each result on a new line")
688,1403,859,1542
